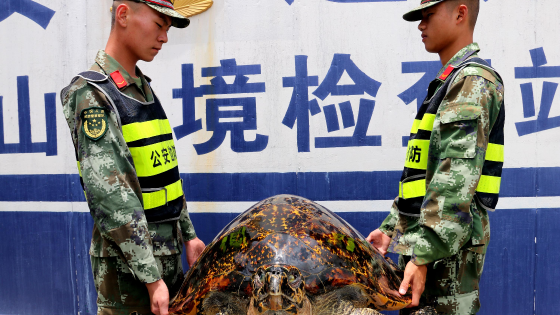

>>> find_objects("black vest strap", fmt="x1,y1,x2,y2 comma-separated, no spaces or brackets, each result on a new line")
78,71,108,82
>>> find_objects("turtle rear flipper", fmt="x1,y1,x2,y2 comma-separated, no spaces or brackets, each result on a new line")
201,291,248,315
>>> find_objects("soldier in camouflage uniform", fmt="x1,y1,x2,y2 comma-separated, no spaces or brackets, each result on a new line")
61,1,205,314
366,0,505,314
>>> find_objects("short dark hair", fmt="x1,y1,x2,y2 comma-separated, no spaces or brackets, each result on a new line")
111,0,141,29
446,0,480,29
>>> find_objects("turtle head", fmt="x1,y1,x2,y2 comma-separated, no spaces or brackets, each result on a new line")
252,265,306,313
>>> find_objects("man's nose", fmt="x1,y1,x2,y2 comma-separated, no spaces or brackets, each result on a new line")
418,20,426,31
159,31,168,43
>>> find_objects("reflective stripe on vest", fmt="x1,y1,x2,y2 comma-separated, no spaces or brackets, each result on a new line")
122,119,173,143
409,113,436,134
128,138,178,177
485,143,504,162
143,178,183,210
404,139,430,170
399,178,427,200
477,175,501,194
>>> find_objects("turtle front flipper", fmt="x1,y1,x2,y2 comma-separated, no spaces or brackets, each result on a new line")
201,291,248,315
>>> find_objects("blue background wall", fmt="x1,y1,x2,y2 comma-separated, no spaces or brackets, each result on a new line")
1,210,558,314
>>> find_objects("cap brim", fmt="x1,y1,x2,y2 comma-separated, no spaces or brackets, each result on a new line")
146,3,190,28
402,0,444,22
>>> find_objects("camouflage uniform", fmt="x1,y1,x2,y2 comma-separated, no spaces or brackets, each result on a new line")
62,51,197,315
379,43,505,314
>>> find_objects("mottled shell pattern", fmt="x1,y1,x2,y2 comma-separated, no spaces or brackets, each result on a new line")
169,195,410,314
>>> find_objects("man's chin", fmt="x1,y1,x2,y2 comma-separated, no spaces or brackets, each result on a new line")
141,54,157,62
423,44,438,54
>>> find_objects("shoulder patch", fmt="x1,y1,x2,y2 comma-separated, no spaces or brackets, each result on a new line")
110,71,128,89
461,66,497,84
439,65,455,81
81,107,108,141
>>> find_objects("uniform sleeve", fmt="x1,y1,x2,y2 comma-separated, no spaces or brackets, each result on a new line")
179,201,197,242
379,200,399,237
63,84,162,283
411,72,504,265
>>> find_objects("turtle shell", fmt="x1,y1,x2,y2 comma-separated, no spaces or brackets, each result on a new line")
169,195,410,314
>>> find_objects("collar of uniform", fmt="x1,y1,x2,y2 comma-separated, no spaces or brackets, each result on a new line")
436,42,481,81
95,50,137,90
94,50,154,101
133,67,154,102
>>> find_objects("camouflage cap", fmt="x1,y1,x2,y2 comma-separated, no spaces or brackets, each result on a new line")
127,0,190,28
403,0,446,22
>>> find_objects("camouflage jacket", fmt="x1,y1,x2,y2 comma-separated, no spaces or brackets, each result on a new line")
379,43,504,265
62,51,197,283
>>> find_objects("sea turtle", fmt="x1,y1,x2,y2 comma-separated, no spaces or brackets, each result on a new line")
169,195,413,315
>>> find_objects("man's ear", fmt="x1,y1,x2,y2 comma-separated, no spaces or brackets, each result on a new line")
115,3,130,28
456,4,468,25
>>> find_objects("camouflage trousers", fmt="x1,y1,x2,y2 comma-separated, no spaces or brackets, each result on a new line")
399,248,486,315
91,254,184,315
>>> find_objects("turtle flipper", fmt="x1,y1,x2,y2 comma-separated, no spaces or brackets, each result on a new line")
201,291,248,315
